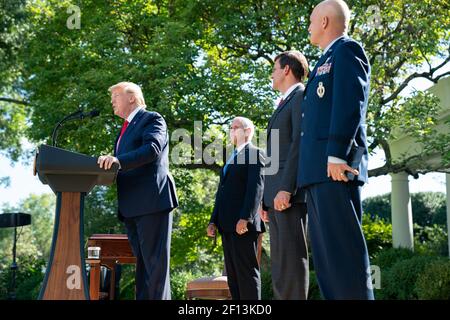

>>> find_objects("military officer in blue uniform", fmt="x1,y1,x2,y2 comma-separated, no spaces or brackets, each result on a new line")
297,0,374,299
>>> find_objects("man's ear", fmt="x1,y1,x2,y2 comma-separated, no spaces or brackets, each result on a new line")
322,16,329,29
128,95,136,104
284,65,290,76
245,128,252,139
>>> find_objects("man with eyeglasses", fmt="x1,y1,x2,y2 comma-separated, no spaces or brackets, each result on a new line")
207,116,265,300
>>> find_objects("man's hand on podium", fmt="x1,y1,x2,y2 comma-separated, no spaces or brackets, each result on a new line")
98,155,120,170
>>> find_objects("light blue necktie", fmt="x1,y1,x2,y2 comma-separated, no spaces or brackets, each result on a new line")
223,149,238,175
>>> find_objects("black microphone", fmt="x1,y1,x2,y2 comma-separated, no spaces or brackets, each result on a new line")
65,109,100,120
51,109,101,147
78,109,100,119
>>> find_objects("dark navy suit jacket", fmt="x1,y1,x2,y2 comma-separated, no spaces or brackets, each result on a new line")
114,109,178,219
210,143,265,234
297,37,370,188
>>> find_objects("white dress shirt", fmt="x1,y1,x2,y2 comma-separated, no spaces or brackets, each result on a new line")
283,82,305,100
126,105,144,123
275,83,305,107
236,141,250,154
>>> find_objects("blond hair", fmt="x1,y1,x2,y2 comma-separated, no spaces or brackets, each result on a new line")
108,81,146,107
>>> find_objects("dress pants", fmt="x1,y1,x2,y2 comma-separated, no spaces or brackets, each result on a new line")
221,231,261,300
124,210,172,300
306,182,374,300
268,203,309,300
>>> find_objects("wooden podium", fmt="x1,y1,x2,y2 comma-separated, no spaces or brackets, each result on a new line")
34,144,119,300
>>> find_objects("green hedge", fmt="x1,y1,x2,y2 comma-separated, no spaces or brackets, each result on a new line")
372,248,450,300
0,255,46,300
260,266,273,300
376,255,436,300
308,270,322,300
371,247,416,270
416,259,450,300
362,215,392,258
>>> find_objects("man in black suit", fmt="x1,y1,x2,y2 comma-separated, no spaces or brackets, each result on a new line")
207,116,265,300
260,51,309,299
98,82,178,300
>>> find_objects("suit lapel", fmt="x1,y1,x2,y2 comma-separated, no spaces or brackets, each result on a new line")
267,86,300,136
113,132,121,156
221,144,249,183
115,109,145,155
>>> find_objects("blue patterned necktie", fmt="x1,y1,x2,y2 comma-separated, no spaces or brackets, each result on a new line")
223,149,238,175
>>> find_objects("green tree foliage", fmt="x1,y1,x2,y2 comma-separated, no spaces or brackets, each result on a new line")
0,0,29,161
361,214,392,258
0,193,54,299
363,191,447,226
0,0,449,299
189,0,450,174
171,168,223,274
0,0,446,173
0,193,55,267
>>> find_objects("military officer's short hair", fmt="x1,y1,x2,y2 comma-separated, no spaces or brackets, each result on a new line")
274,51,309,83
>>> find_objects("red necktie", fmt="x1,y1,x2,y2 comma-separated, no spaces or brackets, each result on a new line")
116,120,129,151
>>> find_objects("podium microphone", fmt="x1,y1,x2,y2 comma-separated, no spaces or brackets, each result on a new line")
51,109,100,147
79,109,100,119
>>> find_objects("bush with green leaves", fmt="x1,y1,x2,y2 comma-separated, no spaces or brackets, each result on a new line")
260,266,273,300
376,255,441,300
416,259,450,300
170,268,203,300
378,255,429,299
372,247,417,270
307,270,322,300
0,255,46,300
116,265,136,300
362,214,393,259
414,223,448,256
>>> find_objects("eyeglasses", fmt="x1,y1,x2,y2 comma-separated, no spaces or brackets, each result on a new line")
230,126,249,131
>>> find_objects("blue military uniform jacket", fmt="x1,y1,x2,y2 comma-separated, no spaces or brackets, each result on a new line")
297,37,370,188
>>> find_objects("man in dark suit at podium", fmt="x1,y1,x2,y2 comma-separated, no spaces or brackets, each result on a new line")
98,81,178,300
207,116,265,300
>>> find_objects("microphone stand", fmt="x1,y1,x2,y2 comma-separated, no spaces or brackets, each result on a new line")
51,110,83,147
8,225,18,300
